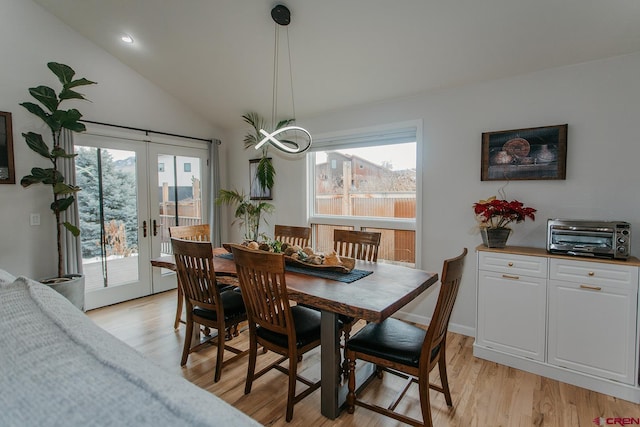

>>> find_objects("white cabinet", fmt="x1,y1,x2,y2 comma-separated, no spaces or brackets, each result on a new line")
477,252,547,361
548,258,638,384
474,246,640,403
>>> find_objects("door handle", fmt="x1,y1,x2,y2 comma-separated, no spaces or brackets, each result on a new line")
142,220,147,238
501,274,520,280
153,219,160,236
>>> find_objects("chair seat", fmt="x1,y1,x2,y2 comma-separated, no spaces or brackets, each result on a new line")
194,289,246,321
346,318,429,368
257,305,321,348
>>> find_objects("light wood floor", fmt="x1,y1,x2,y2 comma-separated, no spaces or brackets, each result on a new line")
87,290,639,426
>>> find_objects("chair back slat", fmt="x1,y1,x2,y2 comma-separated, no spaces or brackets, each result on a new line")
169,224,211,241
420,248,467,370
333,229,381,262
171,238,220,312
274,225,312,248
231,245,293,338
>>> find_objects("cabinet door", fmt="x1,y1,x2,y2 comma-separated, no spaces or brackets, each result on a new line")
548,278,637,384
477,270,547,361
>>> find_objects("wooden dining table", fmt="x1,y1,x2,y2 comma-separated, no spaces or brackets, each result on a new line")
151,247,439,420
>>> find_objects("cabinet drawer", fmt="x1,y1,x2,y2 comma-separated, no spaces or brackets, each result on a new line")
478,252,547,278
549,258,638,289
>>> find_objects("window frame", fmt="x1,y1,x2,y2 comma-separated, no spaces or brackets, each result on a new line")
306,120,423,267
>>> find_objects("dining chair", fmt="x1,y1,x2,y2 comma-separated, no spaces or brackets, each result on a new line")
230,244,322,422
171,238,249,382
333,229,382,374
169,224,239,329
345,248,467,427
333,229,381,262
274,224,312,248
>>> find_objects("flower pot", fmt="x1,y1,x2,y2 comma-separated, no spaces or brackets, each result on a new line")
41,274,85,311
480,228,511,248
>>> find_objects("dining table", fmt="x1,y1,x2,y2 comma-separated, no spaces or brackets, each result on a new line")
151,247,439,420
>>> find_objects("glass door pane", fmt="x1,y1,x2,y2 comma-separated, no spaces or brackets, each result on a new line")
149,145,209,293
75,135,151,310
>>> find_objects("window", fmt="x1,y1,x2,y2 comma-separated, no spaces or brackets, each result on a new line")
183,162,191,172
308,122,420,266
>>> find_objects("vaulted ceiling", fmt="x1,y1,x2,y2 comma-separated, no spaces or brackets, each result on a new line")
33,0,640,131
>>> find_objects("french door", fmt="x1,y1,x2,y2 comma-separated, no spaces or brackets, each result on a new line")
75,133,209,310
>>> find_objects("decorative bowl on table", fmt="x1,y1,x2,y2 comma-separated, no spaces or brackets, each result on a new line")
284,254,355,273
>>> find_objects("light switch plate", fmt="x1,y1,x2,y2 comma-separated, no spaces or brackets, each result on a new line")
30,213,40,226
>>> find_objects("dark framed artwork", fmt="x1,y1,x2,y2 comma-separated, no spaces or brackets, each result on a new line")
249,158,272,200
0,111,15,184
481,124,567,181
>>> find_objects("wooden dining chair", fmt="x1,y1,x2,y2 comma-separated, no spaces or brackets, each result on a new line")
333,229,381,262
230,244,322,422
345,248,467,427
171,238,249,382
333,229,382,373
274,224,312,248
169,224,238,329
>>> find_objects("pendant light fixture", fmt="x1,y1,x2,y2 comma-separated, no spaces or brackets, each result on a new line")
255,4,312,154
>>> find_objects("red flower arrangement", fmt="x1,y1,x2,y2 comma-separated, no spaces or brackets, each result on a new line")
473,196,537,229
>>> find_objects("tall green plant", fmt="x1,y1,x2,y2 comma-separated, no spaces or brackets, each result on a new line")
215,189,274,241
242,112,294,192
20,62,96,278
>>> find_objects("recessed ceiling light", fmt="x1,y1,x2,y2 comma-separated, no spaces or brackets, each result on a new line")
121,34,134,44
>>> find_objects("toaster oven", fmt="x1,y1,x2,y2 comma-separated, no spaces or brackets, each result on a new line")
547,219,631,259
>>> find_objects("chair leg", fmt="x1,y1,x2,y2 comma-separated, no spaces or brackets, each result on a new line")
214,324,226,382
174,284,183,330
346,356,356,414
181,314,193,366
419,378,434,427
286,352,298,422
245,336,258,395
341,323,353,377
438,353,453,406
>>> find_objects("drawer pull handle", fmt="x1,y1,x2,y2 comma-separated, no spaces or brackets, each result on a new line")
502,274,520,280
588,271,595,277
580,284,602,291
508,262,514,267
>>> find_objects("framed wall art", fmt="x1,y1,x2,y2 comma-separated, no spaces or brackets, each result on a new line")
249,158,272,200
0,111,15,184
481,124,567,181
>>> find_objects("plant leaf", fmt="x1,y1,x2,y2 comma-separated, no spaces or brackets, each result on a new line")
66,77,97,89
59,88,85,101
48,62,75,85
51,147,77,159
257,157,275,190
22,132,51,159
20,175,42,187
31,167,62,185
52,196,75,212
20,102,49,122
28,85,58,113
63,221,80,237
54,182,80,195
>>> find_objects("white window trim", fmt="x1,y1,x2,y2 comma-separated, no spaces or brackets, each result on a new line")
306,119,423,268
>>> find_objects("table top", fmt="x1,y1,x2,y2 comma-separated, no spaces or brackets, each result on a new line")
151,248,439,323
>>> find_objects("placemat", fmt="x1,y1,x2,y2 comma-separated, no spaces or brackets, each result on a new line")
216,252,372,283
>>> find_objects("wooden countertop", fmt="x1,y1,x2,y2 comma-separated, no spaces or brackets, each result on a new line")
475,244,640,267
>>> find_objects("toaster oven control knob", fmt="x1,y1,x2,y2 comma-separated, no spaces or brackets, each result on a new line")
617,237,626,244
617,246,627,253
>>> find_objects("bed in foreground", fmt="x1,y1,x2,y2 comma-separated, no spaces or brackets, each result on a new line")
0,269,260,427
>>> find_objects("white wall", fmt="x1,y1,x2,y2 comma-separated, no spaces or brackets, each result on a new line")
222,52,640,336
0,0,225,278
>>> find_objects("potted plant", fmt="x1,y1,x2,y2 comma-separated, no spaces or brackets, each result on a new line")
215,188,274,242
20,62,96,309
473,196,536,248
242,112,294,193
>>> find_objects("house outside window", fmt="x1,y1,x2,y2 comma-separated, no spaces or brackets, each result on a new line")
307,121,421,267
158,162,165,172
183,162,191,172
